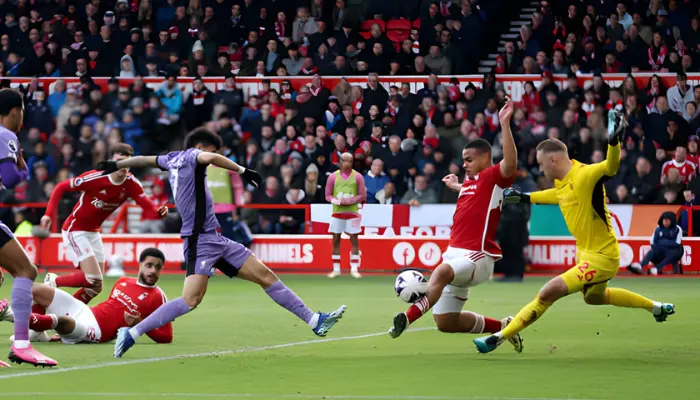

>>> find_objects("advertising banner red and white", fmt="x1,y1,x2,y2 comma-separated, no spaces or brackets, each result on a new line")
6,73,696,104
15,234,700,274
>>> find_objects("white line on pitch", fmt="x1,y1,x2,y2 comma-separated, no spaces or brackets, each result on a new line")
0,393,600,400
0,327,435,380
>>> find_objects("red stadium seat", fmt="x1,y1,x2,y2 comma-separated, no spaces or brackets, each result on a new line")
412,18,420,29
361,19,386,32
386,29,409,43
387,19,411,32
359,31,372,39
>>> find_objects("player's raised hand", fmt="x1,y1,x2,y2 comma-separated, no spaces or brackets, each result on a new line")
442,174,458,185
240,168,262,187
96,160,119,175
498,96,514,123
503,188,530,204
39,215,52,231
607,109,628,146
157,205,169,218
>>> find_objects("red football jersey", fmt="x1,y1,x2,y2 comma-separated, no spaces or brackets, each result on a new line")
687,154,699,169
91,276,172,343
449,164,515,259
55,170,155,232
661,160,696,184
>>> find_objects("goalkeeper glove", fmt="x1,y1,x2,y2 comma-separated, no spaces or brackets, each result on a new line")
503,188,530,204
239,168,262,188
607,109,627,146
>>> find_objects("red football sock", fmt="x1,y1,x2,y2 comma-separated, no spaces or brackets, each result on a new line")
73,288,97,305
32,304,46,315
406,296,430,324
55,272,91,288
29,313,56,332
484,317,502,333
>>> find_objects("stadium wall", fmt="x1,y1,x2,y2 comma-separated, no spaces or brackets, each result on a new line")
7,73,697,103
16,233,699,275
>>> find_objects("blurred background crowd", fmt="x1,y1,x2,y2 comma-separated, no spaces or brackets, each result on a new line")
1,0,700,235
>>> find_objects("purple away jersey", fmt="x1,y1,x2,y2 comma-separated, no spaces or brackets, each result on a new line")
0,125,20,190
157,148,220,237
0,125,20,246
157,148,251,277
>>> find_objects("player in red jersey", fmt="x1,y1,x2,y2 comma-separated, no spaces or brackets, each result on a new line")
0,248,172,344
40,143,168,305
388,99,523,352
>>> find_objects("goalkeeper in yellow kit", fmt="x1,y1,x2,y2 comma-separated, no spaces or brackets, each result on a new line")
474,110,675,354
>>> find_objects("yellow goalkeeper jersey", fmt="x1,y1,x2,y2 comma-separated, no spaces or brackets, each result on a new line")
531,144,621,261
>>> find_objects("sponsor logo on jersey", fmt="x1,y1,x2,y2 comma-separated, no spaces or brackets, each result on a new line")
100,190,107,195
459,184,477,197
112,288,140,313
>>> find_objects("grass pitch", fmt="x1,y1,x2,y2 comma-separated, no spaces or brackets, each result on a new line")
0,275,696,400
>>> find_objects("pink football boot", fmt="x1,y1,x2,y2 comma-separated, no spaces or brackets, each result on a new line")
9,345,58,367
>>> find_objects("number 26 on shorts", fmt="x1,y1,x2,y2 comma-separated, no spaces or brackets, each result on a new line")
576,262,597,282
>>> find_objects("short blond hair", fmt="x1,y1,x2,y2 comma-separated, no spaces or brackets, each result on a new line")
536,139,567,154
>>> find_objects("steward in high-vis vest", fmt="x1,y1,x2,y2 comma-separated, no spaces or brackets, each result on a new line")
324,152,366,278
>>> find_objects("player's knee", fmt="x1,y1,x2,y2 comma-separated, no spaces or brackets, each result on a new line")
13,262,38,281
258,266,278,288
55,317,75,334
432,263,455,286
583,291,605,305
183,292,204,309
85,275,103,293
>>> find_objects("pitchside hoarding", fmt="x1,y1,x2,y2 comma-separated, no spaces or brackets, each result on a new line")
16,234,700,274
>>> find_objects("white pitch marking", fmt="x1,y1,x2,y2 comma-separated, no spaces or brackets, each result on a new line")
0,393,600,400
0,327,435,380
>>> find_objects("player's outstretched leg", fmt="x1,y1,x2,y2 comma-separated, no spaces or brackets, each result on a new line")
474,275,567,354
583,286,675,322
433,310,523,353
0,234,57,367
389,263,452,339
116,295,193,358
48,253,104,305
238,255,346,337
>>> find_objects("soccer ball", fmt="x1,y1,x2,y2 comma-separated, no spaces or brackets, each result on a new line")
394,270,428,303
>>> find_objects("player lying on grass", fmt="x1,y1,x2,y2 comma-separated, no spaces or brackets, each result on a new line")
388,98,523,352
41,143,168,305
0,248,172,344
473,110,676,354
0,89,55,367
97,128,346,358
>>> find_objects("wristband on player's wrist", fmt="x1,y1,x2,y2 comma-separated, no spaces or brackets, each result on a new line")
238,167,246,174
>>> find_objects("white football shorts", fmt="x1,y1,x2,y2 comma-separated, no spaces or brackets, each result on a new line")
328,216,362,235
46,288,102,344
432,247,495,315
61,230,105,268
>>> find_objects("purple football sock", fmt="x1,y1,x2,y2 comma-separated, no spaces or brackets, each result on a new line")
130,297,191,339
264,280,315,324
12,277,33,343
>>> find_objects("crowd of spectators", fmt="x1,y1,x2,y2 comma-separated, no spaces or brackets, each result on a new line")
1,0,700,235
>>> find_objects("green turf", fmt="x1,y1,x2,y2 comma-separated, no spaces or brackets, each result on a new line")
0,275,696,400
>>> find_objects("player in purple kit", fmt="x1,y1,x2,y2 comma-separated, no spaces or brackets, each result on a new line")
0,89,57,367
98,128,347,358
